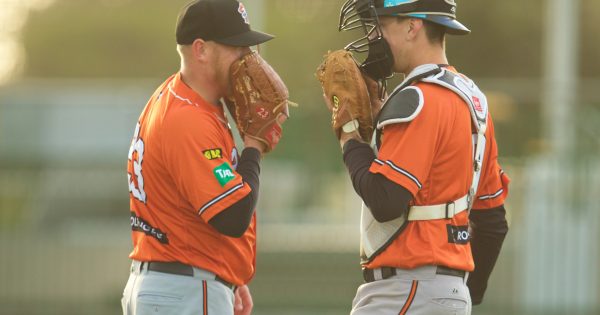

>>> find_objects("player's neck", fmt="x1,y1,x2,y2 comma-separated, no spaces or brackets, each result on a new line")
405,45,448,74
179,66,221,105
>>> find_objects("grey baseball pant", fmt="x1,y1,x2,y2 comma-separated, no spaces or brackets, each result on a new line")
351,265,472,315
121,260,235,315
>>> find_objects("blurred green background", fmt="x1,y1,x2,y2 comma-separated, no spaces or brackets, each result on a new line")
0,0,599,314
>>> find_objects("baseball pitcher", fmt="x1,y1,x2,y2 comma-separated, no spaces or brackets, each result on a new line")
121,1,291,314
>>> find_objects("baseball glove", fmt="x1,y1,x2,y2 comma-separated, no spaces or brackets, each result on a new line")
228,51,292,153
316,49,373,142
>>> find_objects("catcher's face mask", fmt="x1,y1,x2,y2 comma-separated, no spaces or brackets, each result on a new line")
339,0,394,82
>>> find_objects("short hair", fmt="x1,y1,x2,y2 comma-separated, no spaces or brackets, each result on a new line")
393,16,446,46
422,20,446,46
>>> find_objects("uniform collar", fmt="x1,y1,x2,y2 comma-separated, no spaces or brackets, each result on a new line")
169,72,224,115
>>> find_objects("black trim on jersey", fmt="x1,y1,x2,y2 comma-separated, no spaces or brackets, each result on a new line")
343,140,413,223
374,159,423,189
198,183,245,215
478,188,503,200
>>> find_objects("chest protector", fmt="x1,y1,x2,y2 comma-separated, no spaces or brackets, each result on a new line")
360,64,489,263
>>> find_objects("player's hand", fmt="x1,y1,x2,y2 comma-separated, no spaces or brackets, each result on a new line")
339,130,363,149
363,74,386,119
234,285,253,315
243,114,287,154
244,137,267,155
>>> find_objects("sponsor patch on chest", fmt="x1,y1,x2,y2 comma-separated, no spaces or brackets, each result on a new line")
203,148,223,160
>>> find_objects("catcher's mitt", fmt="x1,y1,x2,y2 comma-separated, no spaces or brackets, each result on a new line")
316,50,373,142
228,51,291,153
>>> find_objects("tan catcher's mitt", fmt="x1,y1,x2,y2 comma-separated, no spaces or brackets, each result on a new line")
228,51,292,153
316,49,373,142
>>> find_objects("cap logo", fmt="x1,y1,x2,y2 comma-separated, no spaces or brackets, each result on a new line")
238,2,250,25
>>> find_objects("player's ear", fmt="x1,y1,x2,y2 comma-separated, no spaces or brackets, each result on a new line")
407,18,423,40
190,38,208,62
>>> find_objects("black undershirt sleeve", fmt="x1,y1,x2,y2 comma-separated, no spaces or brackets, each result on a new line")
342,139,413,222
208,148,261,238
467,205,509,305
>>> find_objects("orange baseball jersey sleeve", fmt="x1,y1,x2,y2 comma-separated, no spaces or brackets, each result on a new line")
162,106,251,221
369,83,473,205
369,121,435,197
472,115,510,210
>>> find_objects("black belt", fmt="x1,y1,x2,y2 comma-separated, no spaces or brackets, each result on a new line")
363,266,466,283
142,261,235,290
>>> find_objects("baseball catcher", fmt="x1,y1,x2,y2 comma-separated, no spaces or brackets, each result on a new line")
317,0,510,314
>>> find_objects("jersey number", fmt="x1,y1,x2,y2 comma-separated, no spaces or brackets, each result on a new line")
128,122,147,203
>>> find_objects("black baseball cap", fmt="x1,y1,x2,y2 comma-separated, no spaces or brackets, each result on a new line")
176,0,274,46
374,0,470,35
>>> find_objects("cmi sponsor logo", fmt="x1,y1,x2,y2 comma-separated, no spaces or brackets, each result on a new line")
203,148,223,160
446,224,470,245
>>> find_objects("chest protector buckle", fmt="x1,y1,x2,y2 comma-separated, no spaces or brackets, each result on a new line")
360,65,489,263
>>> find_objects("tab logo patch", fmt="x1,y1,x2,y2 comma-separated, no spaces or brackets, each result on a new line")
446,225,470,245
213,163,236,187
203,148,223,160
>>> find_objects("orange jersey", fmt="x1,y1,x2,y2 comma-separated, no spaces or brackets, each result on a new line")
367,69,510,271
127,73,255,286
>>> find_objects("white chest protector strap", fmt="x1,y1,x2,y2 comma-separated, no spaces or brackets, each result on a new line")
420,67,488,212
360,64,489,263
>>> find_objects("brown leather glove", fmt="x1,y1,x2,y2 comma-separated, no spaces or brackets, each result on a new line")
316,50,374,142
228,52,292,153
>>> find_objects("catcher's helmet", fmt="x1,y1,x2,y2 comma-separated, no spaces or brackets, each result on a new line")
374,0,470,35
338,0,469,82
